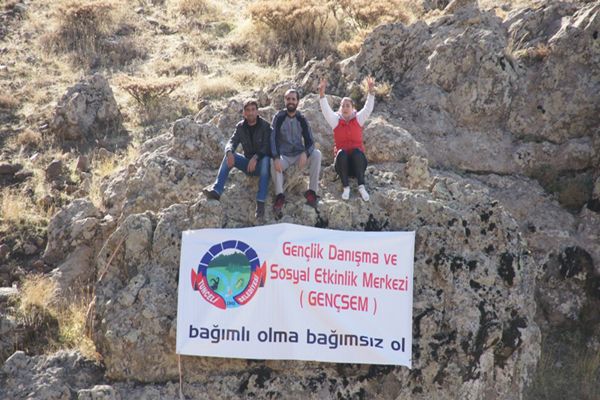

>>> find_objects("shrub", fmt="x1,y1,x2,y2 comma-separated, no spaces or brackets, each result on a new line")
248,0,336,65
337,0,411,29
196,74,237,99
44,1,143,69
0,189,38,225
228,62,289,90
16,274,98,359
117,75,187,124
513,43,551,63
14,129,42,149
48,1,114,63
337,28,370,58
171,0,212,17
117,75,185,107
0,94,19,110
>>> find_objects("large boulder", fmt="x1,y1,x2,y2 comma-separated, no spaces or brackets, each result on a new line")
349,2,599,183
0,351,104,399
92,161,540,400
42,199,115,296
50,74,127,148
101,117,226,221
506,2,600,142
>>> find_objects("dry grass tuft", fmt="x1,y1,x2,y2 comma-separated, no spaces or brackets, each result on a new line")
337,0,412,29
171,0,212,17
18,274,98,359
0,94,19,110
47,1,114,60
89,145,139,209
248,0,336,65
373,80,392,101
14,128,42,149
55,290,99,359
43,0,144,68
196,74,238,99
227,62,290,90
513,43,551,62
337,28,370,58
19,274,58,310
0,189,38,225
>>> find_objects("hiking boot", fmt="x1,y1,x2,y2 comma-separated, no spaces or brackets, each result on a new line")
304,189,318,208
273,193,285,217
203,187,220,201
255,201,265,221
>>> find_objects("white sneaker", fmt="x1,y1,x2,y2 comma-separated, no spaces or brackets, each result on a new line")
358,185,370,201
342,186,350,200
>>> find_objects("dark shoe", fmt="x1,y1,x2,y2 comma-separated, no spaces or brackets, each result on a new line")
203,187,220,201
304,190,318,208
272,193,285,216
255,201,265,220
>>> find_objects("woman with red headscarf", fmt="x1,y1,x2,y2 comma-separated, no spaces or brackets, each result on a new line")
319,77,375,201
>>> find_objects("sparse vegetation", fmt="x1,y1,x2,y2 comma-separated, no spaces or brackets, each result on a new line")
117,75,185,108
171,0,212,16
513,43,552,62
117,75,187,124
248,0,336,65
196,74,238,99
14,129,43,149
43,0,144,68
0,94,19,111
337,0,412,29
525,327,600,400
0,189,44,226
16,274,98,359
89,145,139,209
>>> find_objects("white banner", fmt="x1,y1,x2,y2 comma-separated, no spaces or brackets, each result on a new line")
176,223,415,367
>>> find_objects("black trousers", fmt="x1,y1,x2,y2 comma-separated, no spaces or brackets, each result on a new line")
334,149,368,187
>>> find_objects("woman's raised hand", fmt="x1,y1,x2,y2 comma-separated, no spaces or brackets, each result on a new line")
318,78,327,98
366,76,375,94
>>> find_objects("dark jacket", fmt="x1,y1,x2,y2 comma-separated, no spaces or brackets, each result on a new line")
225,116,272,159
270,110,315,158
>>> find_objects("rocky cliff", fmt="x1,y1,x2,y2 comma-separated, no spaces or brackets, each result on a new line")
1,1,599,399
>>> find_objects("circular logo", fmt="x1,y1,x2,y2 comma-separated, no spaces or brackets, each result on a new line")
191,240,266,309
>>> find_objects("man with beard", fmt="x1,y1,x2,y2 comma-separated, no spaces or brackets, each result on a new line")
270,89,322,217
203,99,271,221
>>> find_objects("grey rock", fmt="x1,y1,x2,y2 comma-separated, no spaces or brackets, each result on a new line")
13,168,34,182
50,74,126,145
43,199,102,265
0,351,104,400
0,244,9,259
101,118,225,221
77,385,119,400
0,287,18,303
77,155,91,172
0,163,22,175
50,246,94,297
93,165,540,400
22,242,38,255
45,159,65,182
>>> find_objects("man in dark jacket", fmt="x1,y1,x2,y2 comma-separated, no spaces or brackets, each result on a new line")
203,99,271,220
270,89,322,216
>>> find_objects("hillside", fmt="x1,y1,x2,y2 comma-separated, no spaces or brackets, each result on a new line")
1,0,599,399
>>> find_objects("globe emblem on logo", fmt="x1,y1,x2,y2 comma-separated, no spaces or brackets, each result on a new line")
191,240,266,309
